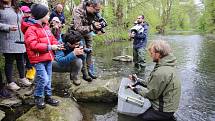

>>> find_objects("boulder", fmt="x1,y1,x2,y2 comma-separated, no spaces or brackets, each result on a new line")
70,77,121,103
112,55,133,62
0,110,5,120
16,96,83,121
52,72,72,90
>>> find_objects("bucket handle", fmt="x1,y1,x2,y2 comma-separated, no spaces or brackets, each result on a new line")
126,96,144,107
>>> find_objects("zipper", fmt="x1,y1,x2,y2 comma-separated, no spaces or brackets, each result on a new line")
42,28,53,60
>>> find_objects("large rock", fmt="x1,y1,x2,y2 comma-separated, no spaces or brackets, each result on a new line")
112,55,133,62
52,72,72,90
17,96,83,121
0,110,5,120
70,77,120,103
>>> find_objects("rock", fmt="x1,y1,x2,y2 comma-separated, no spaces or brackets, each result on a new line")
52,72,72,90
0,97,22,107
70,77,120,103
112,55,133,62
16,96,83,121
0,110,5,120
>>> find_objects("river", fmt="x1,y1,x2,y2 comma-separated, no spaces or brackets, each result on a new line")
80,35,215,121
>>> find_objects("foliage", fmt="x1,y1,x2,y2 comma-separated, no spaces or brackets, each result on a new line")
198,0,215,34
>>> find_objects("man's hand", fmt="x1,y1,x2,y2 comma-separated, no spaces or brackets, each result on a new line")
127,84,135,90
94,22,101,30
73,47,84,56
129,32,135,38
9,25,18,31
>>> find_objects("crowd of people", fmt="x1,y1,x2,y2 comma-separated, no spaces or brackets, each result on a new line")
0,0,181,120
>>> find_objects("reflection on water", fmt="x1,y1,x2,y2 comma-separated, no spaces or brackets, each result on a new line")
81,35,215,121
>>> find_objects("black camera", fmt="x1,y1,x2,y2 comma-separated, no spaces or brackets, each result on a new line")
93,13,108,33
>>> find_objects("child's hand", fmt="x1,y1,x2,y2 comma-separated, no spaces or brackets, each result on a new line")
51,44,64,50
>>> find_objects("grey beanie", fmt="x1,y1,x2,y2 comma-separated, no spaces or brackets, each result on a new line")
31,4,49,20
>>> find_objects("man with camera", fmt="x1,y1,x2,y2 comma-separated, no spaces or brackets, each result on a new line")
129,15,149,72
69,0,105,81
52,30,84,85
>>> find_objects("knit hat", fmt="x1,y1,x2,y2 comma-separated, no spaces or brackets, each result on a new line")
31,4,49,20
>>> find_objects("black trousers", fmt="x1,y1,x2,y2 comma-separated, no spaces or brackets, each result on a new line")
138,107,176,121
3,53,25,83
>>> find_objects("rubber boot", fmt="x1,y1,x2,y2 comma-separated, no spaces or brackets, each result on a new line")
88,63,97,79
81,62,92,82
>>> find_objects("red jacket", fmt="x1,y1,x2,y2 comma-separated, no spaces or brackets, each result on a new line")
21,16,35,34
24,22,58,64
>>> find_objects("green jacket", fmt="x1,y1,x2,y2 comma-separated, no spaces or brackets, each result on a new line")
138,54,181,112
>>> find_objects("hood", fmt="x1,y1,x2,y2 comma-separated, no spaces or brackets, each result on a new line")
157,53,177,67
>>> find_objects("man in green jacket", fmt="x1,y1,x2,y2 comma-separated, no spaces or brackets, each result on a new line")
128,40,181,121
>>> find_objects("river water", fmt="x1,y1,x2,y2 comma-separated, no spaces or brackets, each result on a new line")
80,35,215,121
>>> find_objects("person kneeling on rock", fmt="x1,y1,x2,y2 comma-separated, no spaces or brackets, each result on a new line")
53,30,91,86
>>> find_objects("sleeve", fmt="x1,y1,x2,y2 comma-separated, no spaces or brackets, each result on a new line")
0,23,10,32
49,12,55,23
25,27,49,53
62,13,65,24
134,24,149,39
138,73,168,100
51,32,59,45
72,8,92,34
54,50,77,65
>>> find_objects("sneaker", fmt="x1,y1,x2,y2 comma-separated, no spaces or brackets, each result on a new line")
73,77,81,86
20,78,32,86
0,87,12,98
45,96,59,106
8,82,20,91
35,96,46,109
26,67,36,80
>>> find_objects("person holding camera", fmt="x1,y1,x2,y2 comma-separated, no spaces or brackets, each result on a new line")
128,40,181,121
129,15,149,72
53,30,85,85
69,0,103,81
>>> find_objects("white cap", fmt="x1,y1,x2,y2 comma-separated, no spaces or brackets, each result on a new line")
52,17,61,23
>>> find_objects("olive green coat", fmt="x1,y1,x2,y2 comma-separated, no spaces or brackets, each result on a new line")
139,54,181,112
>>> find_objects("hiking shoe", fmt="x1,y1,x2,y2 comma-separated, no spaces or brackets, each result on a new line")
20,78,32,86
0,87,12,98
45,96,59,106
26,67,36,80
88,72,97,79
35,96,46,109
73,77,81,86
8,82,20,91
83,75,92,82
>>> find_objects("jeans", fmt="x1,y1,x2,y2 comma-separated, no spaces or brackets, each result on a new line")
3,53,25,83
52,58,82,78
34,61,52,97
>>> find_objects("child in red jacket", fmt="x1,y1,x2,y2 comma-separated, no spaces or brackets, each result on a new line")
24,4,63,109
20,6,36,81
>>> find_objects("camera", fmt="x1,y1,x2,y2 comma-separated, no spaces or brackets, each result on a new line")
130,24,144,37
93,13,108,33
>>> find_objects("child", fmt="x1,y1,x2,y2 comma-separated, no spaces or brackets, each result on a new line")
24,4,63,109
50,17,62,42
20,6,36,80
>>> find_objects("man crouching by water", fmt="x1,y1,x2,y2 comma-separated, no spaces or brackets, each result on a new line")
128,40,181,121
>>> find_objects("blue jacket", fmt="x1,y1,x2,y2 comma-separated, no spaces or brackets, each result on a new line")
49,10,65,24
133,22,149,49
54,48,77,66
